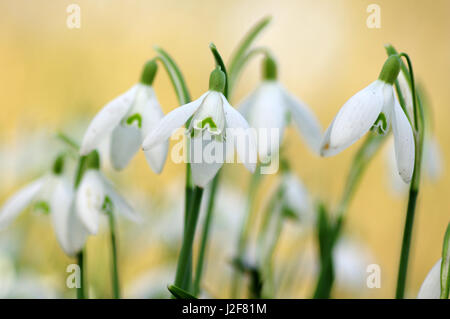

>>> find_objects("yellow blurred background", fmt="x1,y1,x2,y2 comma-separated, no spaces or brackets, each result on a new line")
0,0,449,298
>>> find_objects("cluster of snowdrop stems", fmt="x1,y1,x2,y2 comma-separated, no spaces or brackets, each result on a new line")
0,17,448,299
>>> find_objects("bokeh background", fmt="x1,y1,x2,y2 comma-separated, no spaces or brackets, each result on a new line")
0,0,449,298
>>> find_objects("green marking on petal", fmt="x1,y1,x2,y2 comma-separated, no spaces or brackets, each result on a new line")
372,112,388,135
34,201,50,214
126,113,142,128
201,117,218,130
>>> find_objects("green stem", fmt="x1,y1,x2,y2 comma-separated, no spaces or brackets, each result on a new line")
107,209,120,299
154,46,191,104
395,188,418,299
74,155,88,299
76,250,86,299
193,173,220,296
228,47,272,98
174,187,204,292
231,163,262,297
312,133,385,298
154,47,197,294
395,53,424,299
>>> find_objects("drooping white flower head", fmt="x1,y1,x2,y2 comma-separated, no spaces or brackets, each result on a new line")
386,135,443,195
55,152,138,256
278,172,313,225
0,155,84,256
333,237,375,292
239,56,322,161
75,169,139,236
417,259,443,299
320,55,415,183
0,176,49,231
143,68,257,187
80,60,168,173
0,153,138,257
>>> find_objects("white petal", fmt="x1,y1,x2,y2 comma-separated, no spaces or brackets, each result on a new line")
189,132,225,188
320,118,356,157
98,173,139,222
282,86,323,154
281,173,312,223
397,70,414,119
50,178,88,256
190,91,226,135
80,85,137,155
237,88,259,119
136,87,169,173
144,144,168,174
0,177,46,230
142,92,207,150
417,259,442,299
75,170,104,234
321,81,385,156
392,99,415,183
191,161,224,188
223,95,257,172
385,137,409,195
246,82,286,160
110,124,142,170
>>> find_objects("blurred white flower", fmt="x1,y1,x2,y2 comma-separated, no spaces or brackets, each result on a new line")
333,237,375,292
124,265,174,299
0,175,56,231
80,61,168,173
143,68,257,187
0,164,137,256
278,172,313,225
239,80,322,159
417,259,443,299
0,252,59,298
75,169,139,236
320,56,415,184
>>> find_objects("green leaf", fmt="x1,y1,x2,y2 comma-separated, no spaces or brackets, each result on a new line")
316,202,331,260
228,16,272,80
441,223,450,299
167,284,197,299
154,46,191,104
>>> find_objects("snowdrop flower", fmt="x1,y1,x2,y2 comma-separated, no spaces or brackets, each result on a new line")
0,155,66,231
386,135,442,194
143,67,257,187
333,237,375,292
80,60,168,173
278,171,313,225
417,259,444,299
74,153,139,237
0,155,82,256
239,56,322,159
320,55,415,183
